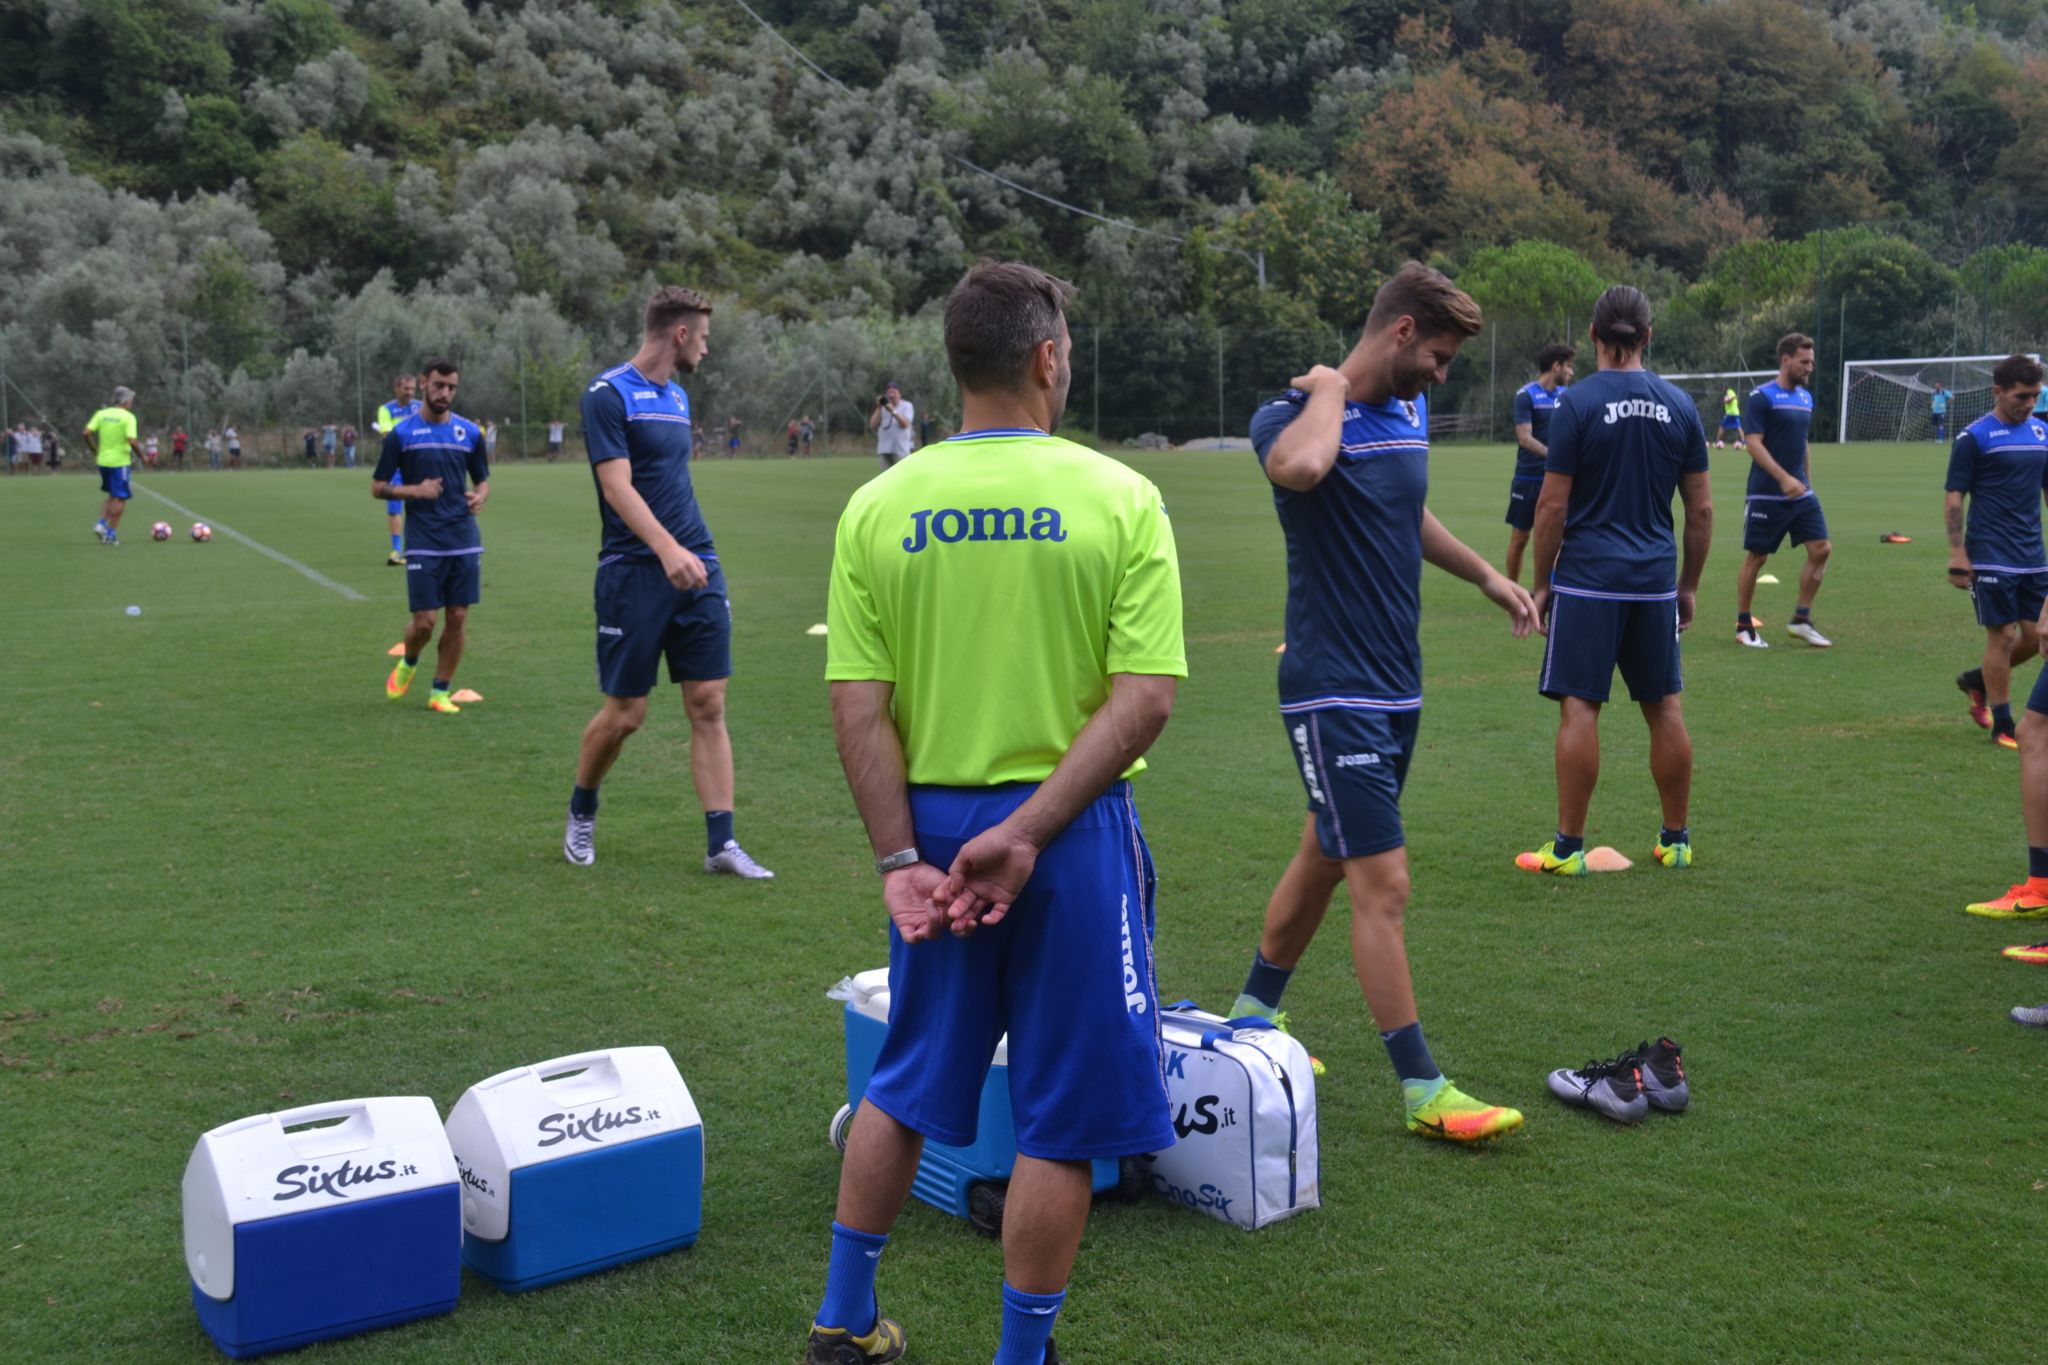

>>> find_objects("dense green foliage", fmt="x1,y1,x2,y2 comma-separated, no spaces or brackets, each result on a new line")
1,0,2046,439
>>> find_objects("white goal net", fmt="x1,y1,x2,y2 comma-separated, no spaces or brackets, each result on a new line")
1839,354,2040,444
1660,370,1776,439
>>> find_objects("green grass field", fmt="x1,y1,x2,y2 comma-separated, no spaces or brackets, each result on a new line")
4,441,2043,1362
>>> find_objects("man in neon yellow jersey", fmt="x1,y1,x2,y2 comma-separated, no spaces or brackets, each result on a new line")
86,385,141,545
809,261,1183,1365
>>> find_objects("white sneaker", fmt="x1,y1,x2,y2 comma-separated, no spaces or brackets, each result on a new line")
1786,620,1833,648
1736,625,1769,648
705,840,774,879
563,813,596,866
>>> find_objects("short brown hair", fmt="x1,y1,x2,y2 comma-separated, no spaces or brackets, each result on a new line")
421,357,459,378
1994,353,2045,390
943,261,1075,393
644,285,712,337
1536,343,1577,372
1366,261,1483,340
1778,332,1814,360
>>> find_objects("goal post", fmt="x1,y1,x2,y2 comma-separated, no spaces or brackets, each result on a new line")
1659,369,1776,437
1838,353,2041,444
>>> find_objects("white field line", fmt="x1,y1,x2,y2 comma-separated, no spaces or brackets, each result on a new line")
132,482,368,602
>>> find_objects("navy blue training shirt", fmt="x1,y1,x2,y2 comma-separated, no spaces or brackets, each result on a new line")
1252,389,1429,713
1946,411,2048,572
581,362,715,562
1546,370,1710,597
1742,381,1815,499
372,411,488,555
1511,381,1565,478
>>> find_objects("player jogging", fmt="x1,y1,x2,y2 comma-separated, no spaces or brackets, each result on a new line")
372,359,488,714
1735,334,1831,648
809,260,1182,1365
1946,355,2048,752
1520,285,1713,875
373,373,420,565
86,386,140,545
1227,263,1534,1145
563,286,774,880
1506,343,1575,583
1716,385,1742,449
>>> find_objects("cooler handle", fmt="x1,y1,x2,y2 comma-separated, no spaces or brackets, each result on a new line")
269,1100,373,1151
532,1049,629,1098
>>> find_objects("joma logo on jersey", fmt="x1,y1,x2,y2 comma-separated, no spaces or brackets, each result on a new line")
901,506,1066,552
1602,400,1673,424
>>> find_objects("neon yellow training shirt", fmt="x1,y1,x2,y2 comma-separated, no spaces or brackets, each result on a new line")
1723,389,1740,417
826,431,1187,787
87,406,137,467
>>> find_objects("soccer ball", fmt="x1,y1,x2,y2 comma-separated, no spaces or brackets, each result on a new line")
190,522,212,542
150,521,172,541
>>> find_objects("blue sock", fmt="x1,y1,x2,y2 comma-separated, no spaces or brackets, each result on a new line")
1660,826,1688,847
705,809,734,856
1552,833,1584,858
570,785,599,818
2030,847,2048,880
995,1283,1065,1365
816,1222,886,1335
1994,703,2014,732
1794,605,1811,621
403,654,418,667
432,678,450,692
1737,612,1753,628
390,532,402,552
1379,1020,1441,1084
1239,949,1293,1013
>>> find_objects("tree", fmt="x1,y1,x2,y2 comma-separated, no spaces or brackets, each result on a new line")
1226,167,1381,328
1458,241,1604,332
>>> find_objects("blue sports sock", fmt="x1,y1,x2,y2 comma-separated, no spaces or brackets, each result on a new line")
432,678,450,692
390,532,402,552
706,809,734,856
1994,703,2014,732
1660,826,1689,848
570,785,599,819
1794,605,1812,621
2030,847,2048,880
403,654,418,667
1379,1020,1441,1084
1239,949,1293,1013
994,1283,1065,1365
1552,833,1584,858
1737,613,1754,628
817,1222,886,1335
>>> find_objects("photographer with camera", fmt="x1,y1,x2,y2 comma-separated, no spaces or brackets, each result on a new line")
868,380,916,470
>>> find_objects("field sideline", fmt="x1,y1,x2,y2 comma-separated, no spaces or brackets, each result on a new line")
2,441,2041,1362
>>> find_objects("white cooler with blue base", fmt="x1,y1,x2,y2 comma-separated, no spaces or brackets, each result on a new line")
183,1097,460,1359
444,1046,703,1292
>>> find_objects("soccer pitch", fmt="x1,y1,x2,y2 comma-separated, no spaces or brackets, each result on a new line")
2,441,2040,1361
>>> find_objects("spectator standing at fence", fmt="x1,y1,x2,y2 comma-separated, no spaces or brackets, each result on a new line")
786,417,800,457
341,423,358,469
205,429,221,470
725,414,742,456
143,432,159,469
800,414,816,456
483,418,498,462
302,428,319,467
321,421,337,468
225,424,241,468
547,417,566,460
171,427,187,471
4,424,16,474
868,381,915,470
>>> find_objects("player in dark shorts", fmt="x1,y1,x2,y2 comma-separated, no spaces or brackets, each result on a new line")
1735,334,1831,648
1506,343,1575,583
1522,285,1713,875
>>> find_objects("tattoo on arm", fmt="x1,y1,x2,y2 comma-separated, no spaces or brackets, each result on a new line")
1946,499,1964,549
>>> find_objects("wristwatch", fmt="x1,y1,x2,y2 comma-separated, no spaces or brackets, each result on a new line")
875,847,920,876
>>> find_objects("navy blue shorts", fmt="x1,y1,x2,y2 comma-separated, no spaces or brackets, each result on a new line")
2028,662,2048,717
594,556,731,697
863,781,1172,1161
1504,475,1541,531
1743,496,1828,555
1972,569,2048,629
405,552,481,612
98,466,131,499
1540,589,1682,704
1282,706,1419,860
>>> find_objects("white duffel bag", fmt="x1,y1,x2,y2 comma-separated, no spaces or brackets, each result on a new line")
1138,1007,1320,1231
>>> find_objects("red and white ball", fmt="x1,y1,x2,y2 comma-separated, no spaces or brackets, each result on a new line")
190,522,212,542
150,521,172,541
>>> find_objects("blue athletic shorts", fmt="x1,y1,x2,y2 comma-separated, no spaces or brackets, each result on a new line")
863,781,1172,1162
98,465,131,499
1720,415,1743,431
405,552,481,612
1282,706,1419,860
1540,589,1682,705
594,555,731,697
1504,475,1542,531
2028,662,2048,717
1743,495,1828,555
1972,569,2048,629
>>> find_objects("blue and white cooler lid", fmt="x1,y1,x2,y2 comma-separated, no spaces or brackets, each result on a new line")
182,1096,457,1300
443,1046,701,1242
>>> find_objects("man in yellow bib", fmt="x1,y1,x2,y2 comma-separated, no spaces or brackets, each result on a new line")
86,385,140,545
809,261,1184,1365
